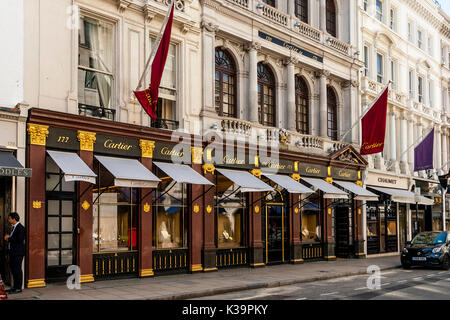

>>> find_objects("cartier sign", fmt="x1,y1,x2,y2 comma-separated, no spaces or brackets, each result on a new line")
298,163,327,178
95,134,140,157
331,167,358,181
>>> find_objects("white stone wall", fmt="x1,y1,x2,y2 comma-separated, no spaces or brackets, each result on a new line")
0,0,24,108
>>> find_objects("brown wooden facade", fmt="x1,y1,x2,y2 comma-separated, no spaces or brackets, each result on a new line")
25,108,367,287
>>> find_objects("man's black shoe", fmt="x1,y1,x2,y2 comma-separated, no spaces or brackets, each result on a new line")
6,289,21,294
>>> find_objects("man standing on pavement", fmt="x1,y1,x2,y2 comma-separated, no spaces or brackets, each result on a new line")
4,212,25,294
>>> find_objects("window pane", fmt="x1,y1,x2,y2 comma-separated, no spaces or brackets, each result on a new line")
62,217,73,232
48,217,59,233
47,251,60,266
79,17,114,73
61,201,73,215
77,69,113,109
46,156,60,174
46,174,61,192
62,234,73,248
48,200,59,215
96,204,133,252
61,250,73,265
48,234,59,249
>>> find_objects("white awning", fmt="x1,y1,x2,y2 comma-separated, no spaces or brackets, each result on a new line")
414,195,434,206
263,173,313,194
368,186,416,204
95,155,160,188
47,150,96,184
301,177,348,199
153,161,213,185
333,180,379,201
216,168,273,193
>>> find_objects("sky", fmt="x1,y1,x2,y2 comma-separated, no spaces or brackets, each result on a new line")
442,0,450,16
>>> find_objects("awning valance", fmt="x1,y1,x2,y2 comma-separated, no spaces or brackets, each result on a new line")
95,155,160,188
0,151,32,177
414,195,434,206
48,150,96,183
216,168,273,193
301,177,348,199
153,161,213,185
368,186,415,204
263,173,313,194
334,180,379,201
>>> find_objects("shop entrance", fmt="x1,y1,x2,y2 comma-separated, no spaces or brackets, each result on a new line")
0,177,12,285
46,194,77,281
335,206,351,258
262,189,289,264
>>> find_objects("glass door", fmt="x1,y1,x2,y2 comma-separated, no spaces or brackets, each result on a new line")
263,204,287,264
46,196,76,280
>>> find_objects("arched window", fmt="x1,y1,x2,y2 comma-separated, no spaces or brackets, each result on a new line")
295,0,308,23
215,48,237,118
327,87,338,140
257,63,276,127
326,0,337,37
295,76,309,134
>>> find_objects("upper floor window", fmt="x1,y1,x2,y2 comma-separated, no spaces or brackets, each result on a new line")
257,63,276,127
295,76,309,134
363,0,368,11
151,38,178,130
408,22,413,43
78,16,115,119
418,76,423,103
376,53,384,83
389,8,395,30
428,37,433,56
417,29,423,49
295,0,308,23
376,0,383,22
215,48,237,118
326,0,337,37
363,46,369,77
409,70,414,99
262,0,275,7
327,87,338,141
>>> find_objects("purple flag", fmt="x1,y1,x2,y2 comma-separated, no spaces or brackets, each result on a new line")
414,128,434,172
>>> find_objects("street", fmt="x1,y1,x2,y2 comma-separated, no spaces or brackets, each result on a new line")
192,268,450,300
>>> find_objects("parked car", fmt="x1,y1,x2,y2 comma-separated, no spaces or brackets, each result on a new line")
401,231,450,270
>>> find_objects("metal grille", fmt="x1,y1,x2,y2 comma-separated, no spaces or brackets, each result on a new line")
93,252,138,279
153,249,188,274
216,248,248,268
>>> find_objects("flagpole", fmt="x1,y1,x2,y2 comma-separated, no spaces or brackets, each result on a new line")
339,81,391,142
385,126,435,171
136,1,174,91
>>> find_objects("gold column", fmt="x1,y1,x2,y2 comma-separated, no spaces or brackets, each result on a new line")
77,131,96,151
27,124,49,146
191,147,203,164
140,139,155,158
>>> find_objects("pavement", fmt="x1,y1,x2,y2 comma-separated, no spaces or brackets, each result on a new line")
6,255,401,300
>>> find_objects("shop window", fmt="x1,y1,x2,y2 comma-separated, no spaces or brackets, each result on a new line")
387,221,397,236
46,156,75,192
78,16,115,119
153,168,187,249
257,63,276,127
366,204,379,237
215,173,246,248
215,48,237,118
301,193,321,243
92,159,138,252
295,76,309,135
150,39,178,130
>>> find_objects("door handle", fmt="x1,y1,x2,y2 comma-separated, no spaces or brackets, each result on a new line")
77,228,80,234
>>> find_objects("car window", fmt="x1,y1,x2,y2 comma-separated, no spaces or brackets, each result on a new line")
411,232,441,244
432,233,447,244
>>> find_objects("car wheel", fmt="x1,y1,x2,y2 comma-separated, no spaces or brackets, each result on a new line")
441,255,450,271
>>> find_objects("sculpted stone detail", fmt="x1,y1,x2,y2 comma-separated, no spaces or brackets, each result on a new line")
244,41,261,52
77,130,96,152
27,124,49,146
201,20,219,33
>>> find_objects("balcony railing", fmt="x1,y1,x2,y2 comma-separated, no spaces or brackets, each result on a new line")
222,0,352,57
151,118,179,130
78,104,116,121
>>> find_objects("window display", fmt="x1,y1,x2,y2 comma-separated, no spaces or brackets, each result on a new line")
153,173,186,249
301,194,321,244
92,160,137,252
215,173,245,248
387,221,397,236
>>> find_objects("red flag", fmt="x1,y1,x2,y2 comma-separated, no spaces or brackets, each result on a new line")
360,86,389,155
134,3,174,120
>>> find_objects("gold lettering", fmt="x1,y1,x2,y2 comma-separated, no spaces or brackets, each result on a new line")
306,167,321,174
223,155,245,165
104,139,133,151
161,146,183,157
338,170,351,178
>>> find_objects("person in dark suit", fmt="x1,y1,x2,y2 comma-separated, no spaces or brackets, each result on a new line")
4,212,25,294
